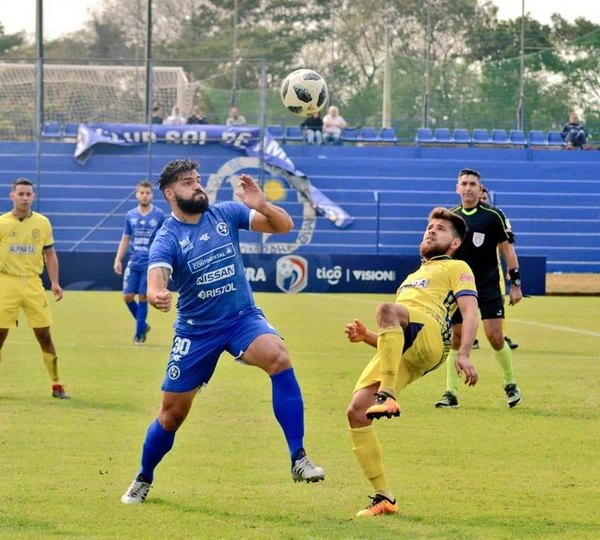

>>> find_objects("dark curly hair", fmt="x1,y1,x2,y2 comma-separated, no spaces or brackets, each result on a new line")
156,159,199,191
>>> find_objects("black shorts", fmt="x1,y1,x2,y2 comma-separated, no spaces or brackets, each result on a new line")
452,283,504,324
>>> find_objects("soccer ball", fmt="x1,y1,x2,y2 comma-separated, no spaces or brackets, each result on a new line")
280,69,328,117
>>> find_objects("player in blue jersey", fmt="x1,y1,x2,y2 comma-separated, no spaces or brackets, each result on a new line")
113,180,165,344
121,159,324,504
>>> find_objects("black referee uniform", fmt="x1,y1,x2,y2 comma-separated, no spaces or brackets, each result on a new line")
450,201,513,323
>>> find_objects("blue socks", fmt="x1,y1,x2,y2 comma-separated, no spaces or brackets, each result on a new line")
136,301,148,337
138,419,175,484
126,300,138,319
271,368,305,462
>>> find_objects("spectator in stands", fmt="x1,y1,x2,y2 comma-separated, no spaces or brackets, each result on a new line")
226,106,246,126
561,112,589,149
322,105,347,145
186,106,208,125
151,106,163,124
301,111,323,145
164,106,187,125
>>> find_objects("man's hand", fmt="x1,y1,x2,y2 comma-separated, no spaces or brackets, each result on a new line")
114,260,123,275
51,283,63,302
235,174,266,210
345,318,368,343
455,353,478,386
152,289,172,312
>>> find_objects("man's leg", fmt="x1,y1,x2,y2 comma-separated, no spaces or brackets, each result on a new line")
135,296,149,341
348,386,398,517
484,318,521,407
0,328,8,366
242,333,324,482
33,326,69,399
122,389,196,504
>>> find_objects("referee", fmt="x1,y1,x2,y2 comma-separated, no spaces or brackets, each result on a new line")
435,168,522,409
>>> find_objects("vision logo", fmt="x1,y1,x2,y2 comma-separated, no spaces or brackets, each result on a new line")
276,255,308,293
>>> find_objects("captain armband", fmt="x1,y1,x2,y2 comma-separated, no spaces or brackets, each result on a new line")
506,230,515,243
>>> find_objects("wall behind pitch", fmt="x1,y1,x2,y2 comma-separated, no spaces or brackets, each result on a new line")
46,252,546,295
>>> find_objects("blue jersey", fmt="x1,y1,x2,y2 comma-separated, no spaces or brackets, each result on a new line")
148,201,257,333
124,205,165,271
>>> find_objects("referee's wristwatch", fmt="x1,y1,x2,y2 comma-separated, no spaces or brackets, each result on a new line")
508,267,521,287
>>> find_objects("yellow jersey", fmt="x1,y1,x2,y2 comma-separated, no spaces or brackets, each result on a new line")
395,255,477,341
0,211,54,276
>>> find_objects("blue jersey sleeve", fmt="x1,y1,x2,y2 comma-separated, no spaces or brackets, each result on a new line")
216,201,251,231
148,223,176,270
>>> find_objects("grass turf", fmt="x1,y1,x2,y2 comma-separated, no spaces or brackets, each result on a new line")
0,292,599,539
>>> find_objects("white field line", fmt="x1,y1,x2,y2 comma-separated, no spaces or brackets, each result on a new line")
327,295,600,339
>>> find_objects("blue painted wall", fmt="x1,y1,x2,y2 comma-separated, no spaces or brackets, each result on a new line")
1,141,598,273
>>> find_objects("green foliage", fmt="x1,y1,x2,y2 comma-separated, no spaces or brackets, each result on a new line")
1,292,599,538
0,1,599,134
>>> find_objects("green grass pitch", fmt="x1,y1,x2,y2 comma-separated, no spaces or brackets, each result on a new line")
1,292,599,539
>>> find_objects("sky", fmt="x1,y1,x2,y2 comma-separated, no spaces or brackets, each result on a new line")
0,0,599,40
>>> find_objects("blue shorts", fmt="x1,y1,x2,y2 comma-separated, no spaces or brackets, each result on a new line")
161,307,280,393
123,263,147,295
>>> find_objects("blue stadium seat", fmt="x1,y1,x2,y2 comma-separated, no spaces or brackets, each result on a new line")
267,124,284,141
379,127,397,143
284,125,303,142
452,128,471,145
41,121,61,138
472,128,490,145
546,131,565,147
490,129,508,144
528,130,546,146
415,128,434,143
359,126,378,142
434,128,452,143
62,122,80,138
508,129,527,146
341,127,359,142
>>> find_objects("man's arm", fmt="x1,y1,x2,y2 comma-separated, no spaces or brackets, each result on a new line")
43,247,63,301
235,174,294,233
455,295,479,386
147,265,172,312
113,235,130,275
498,240,523,306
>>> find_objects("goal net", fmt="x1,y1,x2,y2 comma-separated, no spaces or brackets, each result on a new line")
0,62,201,139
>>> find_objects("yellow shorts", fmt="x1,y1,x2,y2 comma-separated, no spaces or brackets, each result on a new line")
354,307,448,393
0,273,52,328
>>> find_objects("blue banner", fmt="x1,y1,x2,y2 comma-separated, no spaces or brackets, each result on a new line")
50,252,547,295
74,123,354,229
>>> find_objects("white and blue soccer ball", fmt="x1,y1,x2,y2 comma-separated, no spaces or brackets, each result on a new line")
280,69,328,117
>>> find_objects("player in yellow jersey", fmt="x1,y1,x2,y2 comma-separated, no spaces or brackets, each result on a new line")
0,178,69,398
345,207,479,517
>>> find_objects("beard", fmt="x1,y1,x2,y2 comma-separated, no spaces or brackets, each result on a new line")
175,192,209,214
420,240,451,259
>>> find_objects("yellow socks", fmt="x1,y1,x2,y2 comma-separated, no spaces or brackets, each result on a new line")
42,351,59,382
350,425,390,494
494,341,516,385
377,328,405,398
445,349,460,394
